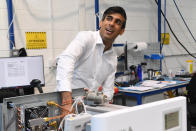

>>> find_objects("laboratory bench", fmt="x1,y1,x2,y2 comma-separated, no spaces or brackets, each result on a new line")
113,79,189,106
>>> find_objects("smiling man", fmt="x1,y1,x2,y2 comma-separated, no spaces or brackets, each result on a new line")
56,6,127,115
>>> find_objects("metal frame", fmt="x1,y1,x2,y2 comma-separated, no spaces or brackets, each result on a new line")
158,0,162,71
1,92,61,131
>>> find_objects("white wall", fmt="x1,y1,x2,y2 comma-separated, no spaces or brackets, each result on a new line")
0,0,196,92
160,0,196,74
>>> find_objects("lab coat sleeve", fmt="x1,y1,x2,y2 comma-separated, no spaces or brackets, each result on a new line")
102,68,116,101
56,32,87,92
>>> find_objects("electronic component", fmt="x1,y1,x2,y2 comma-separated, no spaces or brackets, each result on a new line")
25,106,49,130
1,92,61,131
64,113,91,131
0,92,129,131
84,91,108,106
91,97,187,131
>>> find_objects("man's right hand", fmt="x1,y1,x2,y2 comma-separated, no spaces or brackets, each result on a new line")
61,91,73,116
61,103,73,116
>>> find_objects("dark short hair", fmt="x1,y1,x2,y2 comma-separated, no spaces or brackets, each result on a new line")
102,6,127,29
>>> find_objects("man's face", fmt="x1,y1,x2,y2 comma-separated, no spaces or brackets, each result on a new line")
99,13,125,44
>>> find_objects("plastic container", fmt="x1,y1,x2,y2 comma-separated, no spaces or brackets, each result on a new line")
147,69,154,80
186,60,193,73
141,62,147,79
137,64,142,81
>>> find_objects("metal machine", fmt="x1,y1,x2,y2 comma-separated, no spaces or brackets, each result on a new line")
1,92,61,131
0,92,187,131
0,91,124,131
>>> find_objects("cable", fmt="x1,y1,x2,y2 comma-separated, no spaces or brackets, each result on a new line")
58,114,73,131
44,101,72,123
7,12,16,49
69,96,86,115
161,0,167,52
154,0,196,59
43,114,65,122
57,96,87,131
47,101,70,112
173,0,196,43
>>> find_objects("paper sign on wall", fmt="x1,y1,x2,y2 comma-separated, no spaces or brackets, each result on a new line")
161,33,170,44
26,32,47,49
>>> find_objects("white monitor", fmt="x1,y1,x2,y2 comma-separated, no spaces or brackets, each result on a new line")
91,96,187,131
0,56,45,88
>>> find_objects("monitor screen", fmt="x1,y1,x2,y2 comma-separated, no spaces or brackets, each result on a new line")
0,56,45,88
91,96,187,131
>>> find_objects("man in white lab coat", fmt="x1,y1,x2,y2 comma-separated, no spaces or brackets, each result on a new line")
56,6,127,115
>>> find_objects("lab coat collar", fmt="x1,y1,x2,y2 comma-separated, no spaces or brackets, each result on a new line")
96,31,114,53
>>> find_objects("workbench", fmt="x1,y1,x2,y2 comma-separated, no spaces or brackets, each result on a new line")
117,80,189,105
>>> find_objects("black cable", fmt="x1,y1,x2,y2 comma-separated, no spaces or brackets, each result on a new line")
173,0,196,43
124,43,128,70
154,0,196,59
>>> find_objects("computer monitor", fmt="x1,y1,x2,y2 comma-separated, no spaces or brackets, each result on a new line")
0,56,45,88
91,96,187,131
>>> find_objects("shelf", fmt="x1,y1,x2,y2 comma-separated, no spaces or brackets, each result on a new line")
144,54,164,60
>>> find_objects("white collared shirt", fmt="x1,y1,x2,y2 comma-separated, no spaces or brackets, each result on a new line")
56,31,117,100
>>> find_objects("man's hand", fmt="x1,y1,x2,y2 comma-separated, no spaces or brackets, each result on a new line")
61,91,73,116
61,103,73,116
